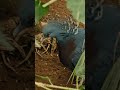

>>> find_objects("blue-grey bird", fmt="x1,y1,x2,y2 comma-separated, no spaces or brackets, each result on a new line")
42,21,85,70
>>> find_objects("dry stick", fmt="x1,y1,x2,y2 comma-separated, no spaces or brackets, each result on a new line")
41,43,51,54
11,39,26,58
1,51,16,72
15,43,34,68
6,57,11,65
40,38,51,54
35,39,41,48
35,75,53,85
42,0,57,8
36,49,42,57
50,38,57,56
35,82,78,90
35,82,52,90
15,28,30,41
38,85,52,90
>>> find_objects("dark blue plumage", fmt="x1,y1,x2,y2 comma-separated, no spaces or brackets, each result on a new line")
42,21,85,70
86,4,120,90
13,0,34,36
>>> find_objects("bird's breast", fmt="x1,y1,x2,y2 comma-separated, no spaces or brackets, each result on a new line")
58,39,76,69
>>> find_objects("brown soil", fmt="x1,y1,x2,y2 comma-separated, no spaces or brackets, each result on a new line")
35,52,73,90
0,17,35,89
35,0,75,90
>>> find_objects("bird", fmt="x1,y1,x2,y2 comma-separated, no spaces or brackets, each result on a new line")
13,0,34,37
0,31,14,51
86,4,120,90
42,20,85,70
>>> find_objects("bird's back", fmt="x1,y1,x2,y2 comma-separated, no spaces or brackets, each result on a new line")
42,21,85,69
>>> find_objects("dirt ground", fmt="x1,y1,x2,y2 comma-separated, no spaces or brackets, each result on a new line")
35,0,75,89
0,16,35,89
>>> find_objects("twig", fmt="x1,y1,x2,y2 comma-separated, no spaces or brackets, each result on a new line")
41,43,50,54
42,0,57,8
36,82,52,90
35,75,53,85
36,49,42,57
1,51,16,72
15,43,34,68
15,28,32,41
10,39,26,58
35,82,78,90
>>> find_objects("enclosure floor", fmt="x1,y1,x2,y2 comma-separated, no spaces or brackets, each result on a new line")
35,52,74,90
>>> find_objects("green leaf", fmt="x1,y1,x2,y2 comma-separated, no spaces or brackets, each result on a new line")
35,1,49,24
74,50,85,79
79,85,85,90
66,0,85,24
35,0,40,6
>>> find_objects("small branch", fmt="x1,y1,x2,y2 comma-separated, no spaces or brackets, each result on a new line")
35,75,53,85
15,43,34,68
35,82,78,90
10,39,26,58
1,51,16,72
36,49,42,57
15,28,31,41
42,0,57,8
35,82,52,90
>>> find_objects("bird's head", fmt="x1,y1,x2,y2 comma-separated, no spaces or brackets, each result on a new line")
42,21,69,41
